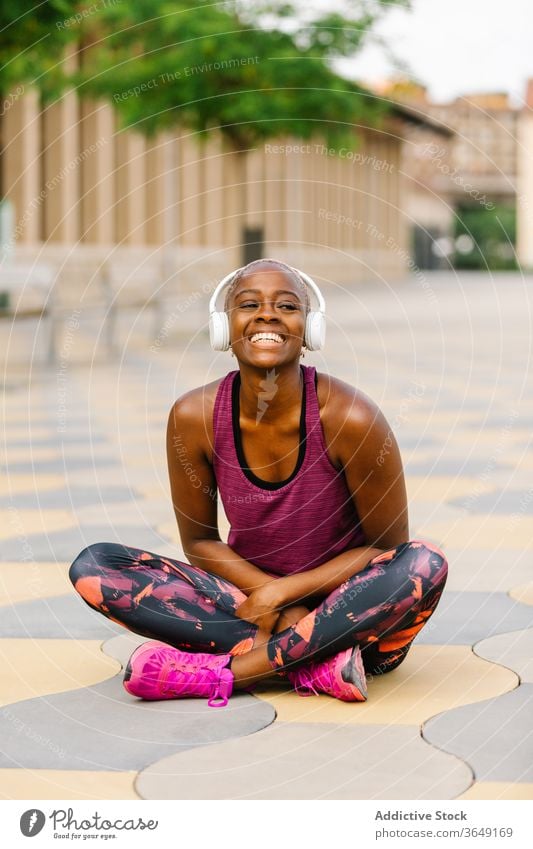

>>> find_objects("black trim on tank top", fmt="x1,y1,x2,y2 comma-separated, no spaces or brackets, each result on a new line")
232,364,308,490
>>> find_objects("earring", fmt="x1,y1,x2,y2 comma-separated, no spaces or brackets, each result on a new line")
230,347,235,357
300,347,306,358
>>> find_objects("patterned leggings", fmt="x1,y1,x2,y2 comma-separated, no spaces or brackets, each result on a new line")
69,539,447,676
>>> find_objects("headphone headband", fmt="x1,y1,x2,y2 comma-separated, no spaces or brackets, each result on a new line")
208,265,325,315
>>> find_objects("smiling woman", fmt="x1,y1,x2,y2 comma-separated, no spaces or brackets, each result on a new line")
69,258,448,708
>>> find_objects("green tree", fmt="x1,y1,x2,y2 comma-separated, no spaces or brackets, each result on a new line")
453,204,517,271
55,0,411,149
0,1,80,91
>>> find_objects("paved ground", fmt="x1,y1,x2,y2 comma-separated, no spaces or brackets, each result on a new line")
1,269,533,799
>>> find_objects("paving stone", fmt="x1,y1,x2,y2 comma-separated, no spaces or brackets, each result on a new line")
447,489,533,515
423,685,533,782
443,548,533,593
0,563,72,606
0,639,120,706
475,629,533,683
405,457,511,476
416,591,533,645
0,676,275,771
136,722,473,800
0,524,177,561
0,486,139,510
509,582,533,606
3,456,121,474
459,782,533,800
252,645,516,726
421,515,533,550
0,594,125,640
0,769,139,800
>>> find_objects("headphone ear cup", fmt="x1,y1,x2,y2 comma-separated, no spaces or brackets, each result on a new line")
305,311,326,351
209,311,230,351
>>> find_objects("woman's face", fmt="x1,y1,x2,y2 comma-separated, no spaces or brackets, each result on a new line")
227,267,307,367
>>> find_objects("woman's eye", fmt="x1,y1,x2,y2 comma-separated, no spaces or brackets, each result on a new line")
280,303,298,310
239,302,258,308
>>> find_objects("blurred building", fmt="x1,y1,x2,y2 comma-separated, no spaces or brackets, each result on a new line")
376,80,526,269
0,71,451,297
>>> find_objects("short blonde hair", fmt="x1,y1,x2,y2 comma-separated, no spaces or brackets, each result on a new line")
223,258,311,314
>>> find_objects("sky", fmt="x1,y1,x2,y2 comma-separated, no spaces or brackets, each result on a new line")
334,0,533,107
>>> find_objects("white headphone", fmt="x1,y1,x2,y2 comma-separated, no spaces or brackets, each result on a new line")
208,264,326,352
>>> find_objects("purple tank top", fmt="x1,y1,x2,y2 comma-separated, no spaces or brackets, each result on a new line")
212,364,366,577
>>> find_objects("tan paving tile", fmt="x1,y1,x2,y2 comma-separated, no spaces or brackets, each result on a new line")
253,645,516,725
406,476,493,502
0,563,73,606
444,547,533,593
0,509,77,540
2,448,60,463
459,782,533,800
421,516,533,550
475,629,533,683
509,582,533,606
0,474,65,496
0,640,120,707
0,769,139,800
138,720,473,800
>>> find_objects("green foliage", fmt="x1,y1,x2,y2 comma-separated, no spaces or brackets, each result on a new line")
453,204,518,270
0,0,79,90
60,0,408,148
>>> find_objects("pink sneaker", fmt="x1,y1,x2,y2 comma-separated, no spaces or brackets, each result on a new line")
123,641,234,707
287,645,367,702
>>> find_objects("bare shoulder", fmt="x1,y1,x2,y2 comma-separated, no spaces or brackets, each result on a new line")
316,371,385,467
167,374,227,461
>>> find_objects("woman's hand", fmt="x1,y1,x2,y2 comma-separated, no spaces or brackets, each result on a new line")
234,580,287,634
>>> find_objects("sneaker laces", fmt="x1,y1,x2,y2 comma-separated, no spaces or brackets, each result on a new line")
292,667,321,697
160,660,230,707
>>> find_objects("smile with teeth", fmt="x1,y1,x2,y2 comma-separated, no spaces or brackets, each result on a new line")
249,332,285,345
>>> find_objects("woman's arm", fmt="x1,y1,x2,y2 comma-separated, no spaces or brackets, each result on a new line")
167,393,276,596
250,387,410,609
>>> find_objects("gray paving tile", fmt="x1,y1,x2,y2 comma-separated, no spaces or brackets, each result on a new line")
0,486,140,510
447,489,533,515
475,629,533,683
0,677,275,771
136,722,473,800
405,458,511,476
443,548,533,593
7,434,108,447
0,525,176,561
0,594,125,640
416,591,533,645
3,456,121,474
423,685,533,782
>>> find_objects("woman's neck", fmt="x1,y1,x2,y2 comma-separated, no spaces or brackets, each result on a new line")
237,364,303,425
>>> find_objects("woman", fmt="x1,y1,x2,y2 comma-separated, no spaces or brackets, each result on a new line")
70,258,448,708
